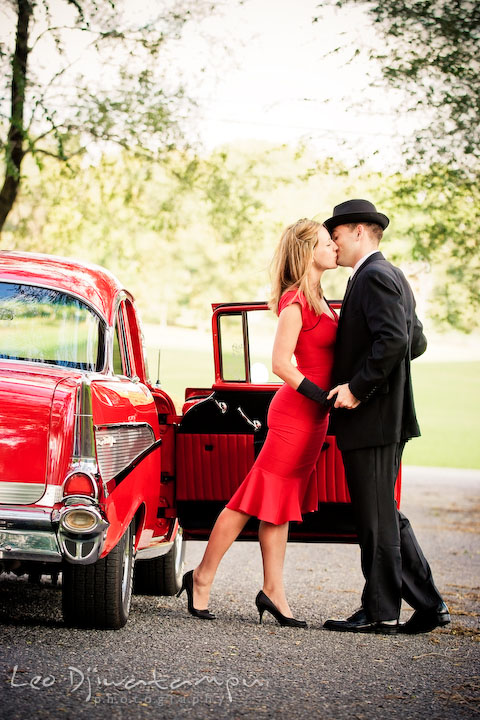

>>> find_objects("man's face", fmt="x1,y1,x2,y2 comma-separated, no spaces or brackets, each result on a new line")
330,224,357,268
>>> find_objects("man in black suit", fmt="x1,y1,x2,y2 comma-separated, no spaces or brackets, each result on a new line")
323,199,449,635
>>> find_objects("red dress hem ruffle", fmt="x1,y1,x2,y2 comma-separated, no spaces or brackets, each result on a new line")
226,466,319,525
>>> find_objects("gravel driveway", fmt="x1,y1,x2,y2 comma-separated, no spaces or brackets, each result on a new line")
1,466,479,719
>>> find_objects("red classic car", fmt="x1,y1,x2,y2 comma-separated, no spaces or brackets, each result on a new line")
0,251,400,629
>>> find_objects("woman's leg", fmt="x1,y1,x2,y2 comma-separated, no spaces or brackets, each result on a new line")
193,507,250,609
258,520,292,617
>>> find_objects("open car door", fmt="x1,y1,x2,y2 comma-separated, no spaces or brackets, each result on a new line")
175,301,401,542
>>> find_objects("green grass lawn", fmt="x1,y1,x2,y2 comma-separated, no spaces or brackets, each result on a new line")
146,346,215,411
148,344,479,470
402,361,480,469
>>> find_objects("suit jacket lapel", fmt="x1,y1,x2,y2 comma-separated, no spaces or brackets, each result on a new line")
340,251,384,313
341,275,355,308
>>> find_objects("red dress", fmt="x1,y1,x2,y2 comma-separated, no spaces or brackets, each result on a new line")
226,289,338,525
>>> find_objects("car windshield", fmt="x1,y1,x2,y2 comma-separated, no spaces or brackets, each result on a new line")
0,282,105,371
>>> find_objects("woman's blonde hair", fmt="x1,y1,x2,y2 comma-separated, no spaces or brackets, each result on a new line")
269,218,324,315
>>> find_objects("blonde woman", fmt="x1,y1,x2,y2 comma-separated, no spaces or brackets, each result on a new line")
177,219,338,626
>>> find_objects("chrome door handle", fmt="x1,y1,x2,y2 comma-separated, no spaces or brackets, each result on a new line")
237,407,262,431
215,400,228,414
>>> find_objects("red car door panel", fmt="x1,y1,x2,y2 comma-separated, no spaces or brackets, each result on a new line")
177,302,401,542
176,432,255,501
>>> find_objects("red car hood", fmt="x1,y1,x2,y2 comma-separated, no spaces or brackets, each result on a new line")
0,363,77,504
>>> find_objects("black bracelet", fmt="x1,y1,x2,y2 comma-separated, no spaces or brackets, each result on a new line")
296,377,334,408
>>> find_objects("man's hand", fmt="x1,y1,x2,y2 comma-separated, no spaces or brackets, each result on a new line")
327,383,361,409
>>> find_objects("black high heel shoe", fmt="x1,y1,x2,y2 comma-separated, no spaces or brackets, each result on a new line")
177,570,215,620
255,590,307,628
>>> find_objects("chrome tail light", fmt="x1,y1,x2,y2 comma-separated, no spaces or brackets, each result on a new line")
56,500,109,564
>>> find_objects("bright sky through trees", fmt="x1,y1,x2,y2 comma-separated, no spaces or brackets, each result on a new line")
0,0,413,165
173,0,415,164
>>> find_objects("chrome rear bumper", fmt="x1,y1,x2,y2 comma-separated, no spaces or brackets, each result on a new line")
0,502,109,565
0,507,61,562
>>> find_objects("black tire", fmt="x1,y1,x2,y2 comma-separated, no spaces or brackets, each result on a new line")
134,529,185,596
62,522,135,629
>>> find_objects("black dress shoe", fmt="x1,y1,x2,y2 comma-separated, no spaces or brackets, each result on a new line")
400,602,450,634
324,608,399,635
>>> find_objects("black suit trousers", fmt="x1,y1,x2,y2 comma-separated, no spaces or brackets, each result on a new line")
342,443,443,622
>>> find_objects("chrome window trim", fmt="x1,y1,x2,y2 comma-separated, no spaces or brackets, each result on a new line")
107,291,131,377
217,311,248,383
133,309,151,385
117,304,132,377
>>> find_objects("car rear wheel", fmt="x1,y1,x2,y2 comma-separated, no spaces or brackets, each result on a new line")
62,521,135,629
134,528,185,596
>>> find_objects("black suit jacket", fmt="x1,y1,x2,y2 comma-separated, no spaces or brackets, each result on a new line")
330,252,427,451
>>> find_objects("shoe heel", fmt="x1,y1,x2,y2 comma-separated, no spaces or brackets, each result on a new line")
176,581,185,599
255,592,264,623
255,590,307,628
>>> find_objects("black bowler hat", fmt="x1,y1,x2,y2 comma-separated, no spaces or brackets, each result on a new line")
324,199,389,233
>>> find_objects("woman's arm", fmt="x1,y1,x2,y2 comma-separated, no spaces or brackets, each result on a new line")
271,303,305,389
272,302,333,407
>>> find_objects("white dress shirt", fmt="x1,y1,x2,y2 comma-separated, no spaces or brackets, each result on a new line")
350,250,380,280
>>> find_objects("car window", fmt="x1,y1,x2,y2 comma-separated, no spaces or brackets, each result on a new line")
0,282,105,371
218,308,278,383
219,313,247,381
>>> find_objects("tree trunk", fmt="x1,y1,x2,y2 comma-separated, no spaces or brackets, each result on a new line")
0,0,32,233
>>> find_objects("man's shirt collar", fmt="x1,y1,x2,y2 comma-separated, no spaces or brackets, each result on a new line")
351,250,380,278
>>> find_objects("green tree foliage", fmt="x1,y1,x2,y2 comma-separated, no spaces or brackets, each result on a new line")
0,0,215,231
1,141,353,326
315,0,480,329
384,166,479,331
1,146,285,325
